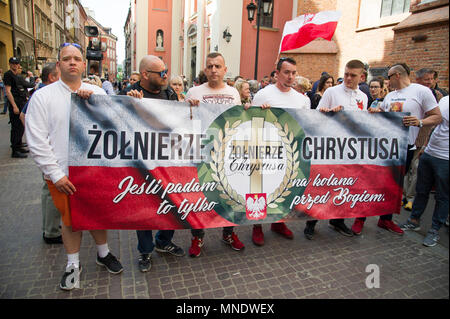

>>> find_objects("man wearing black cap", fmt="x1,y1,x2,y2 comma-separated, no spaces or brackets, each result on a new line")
3,57,34,158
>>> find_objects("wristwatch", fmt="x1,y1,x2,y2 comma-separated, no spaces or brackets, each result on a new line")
419,120,423,128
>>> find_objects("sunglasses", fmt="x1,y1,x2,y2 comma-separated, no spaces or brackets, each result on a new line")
60,43,82,49
388,73,398,79
146,69,168,78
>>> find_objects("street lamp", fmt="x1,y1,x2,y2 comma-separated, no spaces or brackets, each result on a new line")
246,0,273,80
223,27,232,43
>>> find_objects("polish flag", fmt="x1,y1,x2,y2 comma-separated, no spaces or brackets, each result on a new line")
280,11,341,53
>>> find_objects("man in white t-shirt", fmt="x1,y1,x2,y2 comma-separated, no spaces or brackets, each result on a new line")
252,58,310,110
399,95,448,247
352,63,443,237
305,60,369,240
249,57,309,246
186,52,244,257
186,53,241,106
26,44,123,291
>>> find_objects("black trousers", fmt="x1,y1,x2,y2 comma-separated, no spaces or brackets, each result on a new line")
8,101,25,151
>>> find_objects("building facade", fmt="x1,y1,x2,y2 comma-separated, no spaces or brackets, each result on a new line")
0,0,15,71
130,0,296,85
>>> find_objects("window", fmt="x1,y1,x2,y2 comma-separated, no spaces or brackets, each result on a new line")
381,0,411,17
260,2,274,28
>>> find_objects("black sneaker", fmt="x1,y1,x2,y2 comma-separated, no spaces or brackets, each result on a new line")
96,252,123,274
304,223,315,240
11,151,27,158
138,254,152,272
43,233,63,244
329,220,353,237
17,148,29,153
155,242,185,257
60,264,82,291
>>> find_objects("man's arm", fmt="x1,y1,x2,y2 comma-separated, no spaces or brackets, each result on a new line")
4,85,20,114
402,107,442,128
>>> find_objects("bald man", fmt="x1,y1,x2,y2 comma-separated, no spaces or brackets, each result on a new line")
119,55,184,273
121,55,177,100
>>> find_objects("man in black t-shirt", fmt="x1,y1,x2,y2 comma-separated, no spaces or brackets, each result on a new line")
3,57,34,158
119,55,183,273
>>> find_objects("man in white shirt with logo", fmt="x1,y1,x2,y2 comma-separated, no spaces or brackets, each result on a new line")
304,60,368,240
186,52,244,257
356,63,442,236
25,43,123,290
249,57,309,246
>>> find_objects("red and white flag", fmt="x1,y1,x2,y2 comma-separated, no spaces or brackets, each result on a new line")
279,11,341,53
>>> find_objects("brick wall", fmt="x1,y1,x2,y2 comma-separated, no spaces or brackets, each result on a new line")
391,23,449,91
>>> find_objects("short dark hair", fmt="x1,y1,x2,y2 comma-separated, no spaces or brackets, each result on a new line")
369,77,384,89
345,59,365,70
318,74,334,92
415,68,434,79
206,52,225,64
276,57,296,71
41,63,58,83
391,63,410,76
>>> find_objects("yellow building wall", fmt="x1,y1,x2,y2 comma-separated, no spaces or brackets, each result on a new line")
0,0,14,71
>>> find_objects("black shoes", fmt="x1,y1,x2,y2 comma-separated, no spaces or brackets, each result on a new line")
329,220,354,237
138,254,152,272
155,242,185,257
96,253,124,274
43,233,63,244
304,223,315,240
11,151,27,158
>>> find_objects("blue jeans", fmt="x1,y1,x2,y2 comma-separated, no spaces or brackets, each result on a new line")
136,230,174,254
411,152,449,231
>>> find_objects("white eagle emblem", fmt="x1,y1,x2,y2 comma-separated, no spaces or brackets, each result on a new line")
246,194,266,219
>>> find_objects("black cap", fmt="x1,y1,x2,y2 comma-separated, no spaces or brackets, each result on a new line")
9,57,20,64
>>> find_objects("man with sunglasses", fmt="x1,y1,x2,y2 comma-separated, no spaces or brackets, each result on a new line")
26,43,123,290
119,55,184,273
121,55,177,101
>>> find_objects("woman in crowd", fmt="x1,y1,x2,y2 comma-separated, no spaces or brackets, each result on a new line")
169,75,186,102
234,79,252,109
129,72,141,86
294,76,312,109
368,77,385,109
310,74,334,109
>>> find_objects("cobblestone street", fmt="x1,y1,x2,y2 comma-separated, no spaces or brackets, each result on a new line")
0,113,448,300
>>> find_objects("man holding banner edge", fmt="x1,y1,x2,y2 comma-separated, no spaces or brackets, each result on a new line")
25,43,123,290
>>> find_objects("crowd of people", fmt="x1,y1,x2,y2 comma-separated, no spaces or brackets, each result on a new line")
2,42,448,291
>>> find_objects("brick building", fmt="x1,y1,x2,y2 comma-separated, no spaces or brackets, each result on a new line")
283,0,449,90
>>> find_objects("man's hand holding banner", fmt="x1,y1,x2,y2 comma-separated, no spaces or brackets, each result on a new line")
68,95,408,231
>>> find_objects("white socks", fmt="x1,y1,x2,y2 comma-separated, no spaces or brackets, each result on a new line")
67,253,79,269
66,244,109,269
96,243,110,258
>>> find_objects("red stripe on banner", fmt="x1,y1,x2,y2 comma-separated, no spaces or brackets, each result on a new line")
290,164,403,220
69,164,403,231
68,166,236,231
281,21,338,52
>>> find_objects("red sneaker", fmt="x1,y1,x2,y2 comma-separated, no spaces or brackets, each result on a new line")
271,222,294,239
188,236,204,257
351,218,365,235
378,219,404,235
222,232,245,251
252,225,264,246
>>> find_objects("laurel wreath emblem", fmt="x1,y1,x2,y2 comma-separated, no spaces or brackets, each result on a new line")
209,119,299,211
